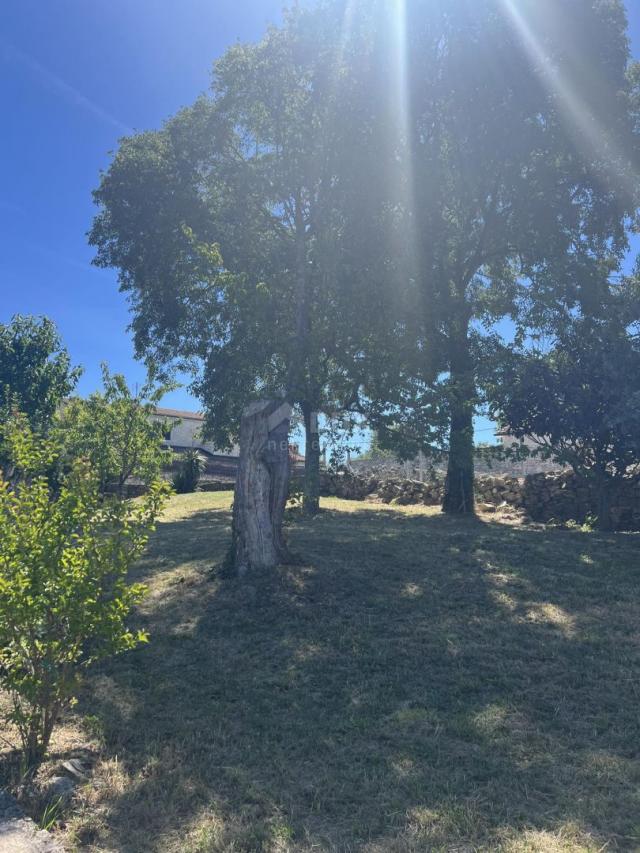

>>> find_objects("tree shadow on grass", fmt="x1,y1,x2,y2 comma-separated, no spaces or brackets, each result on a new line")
77,503,640,852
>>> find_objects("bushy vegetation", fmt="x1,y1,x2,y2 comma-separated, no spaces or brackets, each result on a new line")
57,365,172,495
489,306,640,529
0,420,168,770
172,448,206,494
0,315,81,435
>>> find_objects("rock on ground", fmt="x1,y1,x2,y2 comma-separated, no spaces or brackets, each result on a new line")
0,791,63,853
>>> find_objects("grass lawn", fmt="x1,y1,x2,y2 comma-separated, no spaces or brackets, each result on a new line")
5,492,640,852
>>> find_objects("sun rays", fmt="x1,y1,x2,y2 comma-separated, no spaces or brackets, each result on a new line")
499,0,637,199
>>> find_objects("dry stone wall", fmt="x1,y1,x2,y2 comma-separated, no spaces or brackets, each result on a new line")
523,471,640,530
320,470,640,530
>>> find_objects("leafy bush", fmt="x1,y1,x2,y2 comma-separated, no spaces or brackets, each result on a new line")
172,448,206,494
56,365,173,496
0,423,169,770
286,475,305,510
0,315,82,435
488,313,640,530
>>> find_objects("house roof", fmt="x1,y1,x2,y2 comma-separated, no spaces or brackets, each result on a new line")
154,407,205,422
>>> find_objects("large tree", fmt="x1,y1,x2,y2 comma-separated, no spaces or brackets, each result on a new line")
90,7,381,516
353,0,640,512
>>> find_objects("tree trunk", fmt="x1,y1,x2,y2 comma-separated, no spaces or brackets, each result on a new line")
443,320,475,515
230,400,292,575
286,190,310,403
595,474,616,531
302,406,321,515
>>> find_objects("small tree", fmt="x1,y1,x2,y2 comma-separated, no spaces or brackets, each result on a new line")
58,365,172,495
488,317,640,530
0,315,81,433
0,422,169,770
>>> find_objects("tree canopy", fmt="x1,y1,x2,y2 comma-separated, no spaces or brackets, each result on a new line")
351,0,640,512
90,6,397,514
487,278,640,529
91,0,640,515
0,315,81,434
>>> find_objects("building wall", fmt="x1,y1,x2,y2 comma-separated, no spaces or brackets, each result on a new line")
150,414,239,457
496,431,540,452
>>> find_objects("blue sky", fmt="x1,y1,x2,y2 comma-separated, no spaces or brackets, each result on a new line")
1,0,283,410
1,1,640,444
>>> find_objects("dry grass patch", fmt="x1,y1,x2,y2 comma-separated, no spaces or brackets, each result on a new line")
2,492,640,851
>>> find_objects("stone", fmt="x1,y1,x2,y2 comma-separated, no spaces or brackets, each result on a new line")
60,758,89,782
321,468,640,530
45,776,76,801
0,791,63,853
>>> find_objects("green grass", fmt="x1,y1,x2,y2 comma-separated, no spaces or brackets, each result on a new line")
10,493,640,851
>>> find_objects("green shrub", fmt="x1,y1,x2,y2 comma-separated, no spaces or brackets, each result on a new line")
56,365,173,496
287,475,305,508
0,423,169,770
172,449,206,494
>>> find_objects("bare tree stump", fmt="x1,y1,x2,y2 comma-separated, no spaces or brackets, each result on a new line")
230,400,292,575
